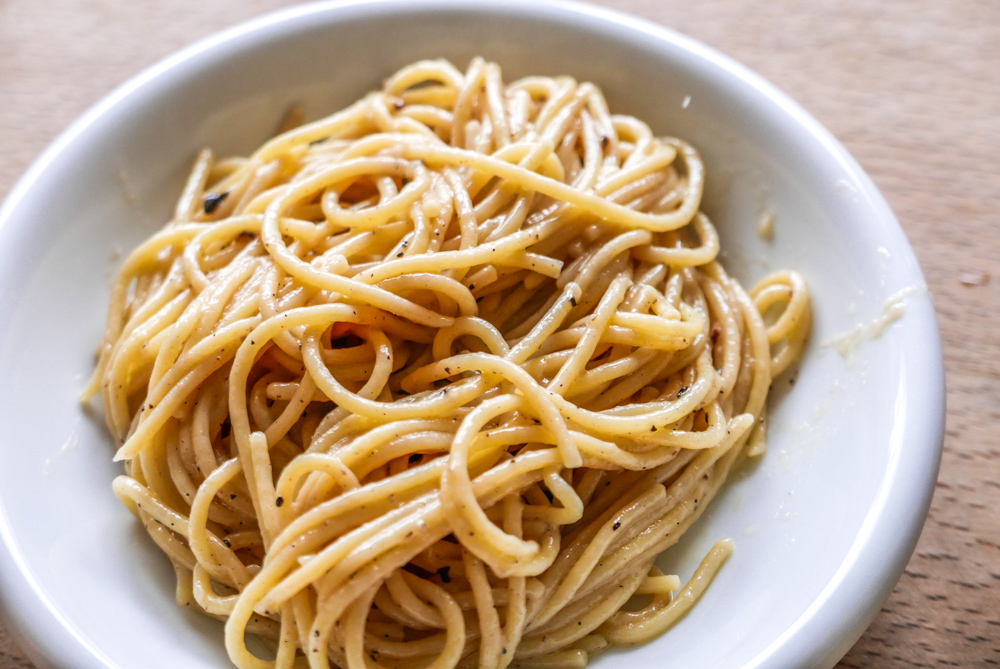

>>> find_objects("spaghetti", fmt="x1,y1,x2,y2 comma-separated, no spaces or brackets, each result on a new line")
87,58,811,669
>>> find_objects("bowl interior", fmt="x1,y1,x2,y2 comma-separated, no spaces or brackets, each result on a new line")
0,2,942,668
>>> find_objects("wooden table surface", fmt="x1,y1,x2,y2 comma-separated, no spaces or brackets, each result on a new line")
1,0,996,667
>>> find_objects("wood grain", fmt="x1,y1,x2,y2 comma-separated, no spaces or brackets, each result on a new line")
0,0,996,666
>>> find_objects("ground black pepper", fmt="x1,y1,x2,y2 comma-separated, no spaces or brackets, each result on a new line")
202,191,228,214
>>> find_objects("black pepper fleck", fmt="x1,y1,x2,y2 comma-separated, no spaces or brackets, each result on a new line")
203,191,229,214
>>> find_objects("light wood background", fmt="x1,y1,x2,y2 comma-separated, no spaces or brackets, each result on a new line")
0,0,996,667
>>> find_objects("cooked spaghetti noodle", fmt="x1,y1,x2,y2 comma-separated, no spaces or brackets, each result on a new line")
87,58,811,669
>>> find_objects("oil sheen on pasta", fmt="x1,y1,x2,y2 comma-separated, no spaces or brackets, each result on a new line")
87,59,811,669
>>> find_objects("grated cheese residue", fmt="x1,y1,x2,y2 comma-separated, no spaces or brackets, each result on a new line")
823,285,927,357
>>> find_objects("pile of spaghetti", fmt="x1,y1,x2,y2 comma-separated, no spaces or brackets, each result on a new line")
87,59,810,669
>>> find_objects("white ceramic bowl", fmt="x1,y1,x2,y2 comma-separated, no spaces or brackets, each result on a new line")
0,1,945,667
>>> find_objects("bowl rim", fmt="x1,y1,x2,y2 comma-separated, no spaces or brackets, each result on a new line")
0,1,945,667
